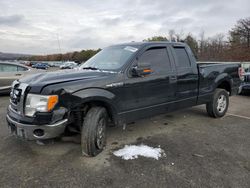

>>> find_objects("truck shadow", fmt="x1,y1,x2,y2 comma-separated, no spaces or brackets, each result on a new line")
239,91,250,96
0,93,10,97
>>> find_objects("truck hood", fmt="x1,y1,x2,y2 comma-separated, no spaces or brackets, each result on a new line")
20,69,114,87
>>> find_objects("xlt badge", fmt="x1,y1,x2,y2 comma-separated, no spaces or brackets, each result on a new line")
106,82,124,88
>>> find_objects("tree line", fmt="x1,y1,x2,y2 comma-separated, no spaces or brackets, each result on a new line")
22,17,250,62
145,17,250,61
24,49,101,62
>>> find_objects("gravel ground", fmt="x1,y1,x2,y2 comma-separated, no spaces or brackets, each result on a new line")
0,94,249,188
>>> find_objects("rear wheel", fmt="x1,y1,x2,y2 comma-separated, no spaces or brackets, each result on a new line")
81,107,108,157
206,89,229,118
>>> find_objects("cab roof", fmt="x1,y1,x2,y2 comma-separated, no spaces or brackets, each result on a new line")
112,41,186,48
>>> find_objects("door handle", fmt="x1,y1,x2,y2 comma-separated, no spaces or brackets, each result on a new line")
169,75,177,83
170,75,177,80
15,73,22,76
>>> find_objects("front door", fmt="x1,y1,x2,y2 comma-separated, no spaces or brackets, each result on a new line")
117,45,177,122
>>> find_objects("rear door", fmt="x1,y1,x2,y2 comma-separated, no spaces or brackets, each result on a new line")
170,45,199,107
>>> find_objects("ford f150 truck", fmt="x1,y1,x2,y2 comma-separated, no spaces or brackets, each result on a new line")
6,42,242,156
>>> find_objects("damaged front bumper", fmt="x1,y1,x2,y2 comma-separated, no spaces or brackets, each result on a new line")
6,114,68,140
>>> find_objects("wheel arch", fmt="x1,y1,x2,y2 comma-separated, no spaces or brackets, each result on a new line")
217,80,232,94
215,74,233,95
72,88,119,125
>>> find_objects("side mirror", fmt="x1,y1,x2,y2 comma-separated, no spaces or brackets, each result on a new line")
131,63,152,77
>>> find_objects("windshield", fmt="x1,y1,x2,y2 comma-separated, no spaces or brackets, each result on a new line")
80,45,138,71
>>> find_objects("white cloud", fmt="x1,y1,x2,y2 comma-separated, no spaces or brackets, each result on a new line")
0,0,249,54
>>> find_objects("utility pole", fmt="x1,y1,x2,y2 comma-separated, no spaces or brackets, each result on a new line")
57,33,62,62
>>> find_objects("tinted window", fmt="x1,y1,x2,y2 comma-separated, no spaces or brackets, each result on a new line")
137,47,171,74
17,66,28,71
0,64,18,72
174,47,191,67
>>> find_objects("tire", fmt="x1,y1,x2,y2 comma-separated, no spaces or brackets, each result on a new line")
206,89,229,118
81,107,108,157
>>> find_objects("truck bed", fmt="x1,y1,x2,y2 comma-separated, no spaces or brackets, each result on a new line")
197,62,241,101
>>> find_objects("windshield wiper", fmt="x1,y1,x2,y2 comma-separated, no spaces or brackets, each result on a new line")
82,66,99,70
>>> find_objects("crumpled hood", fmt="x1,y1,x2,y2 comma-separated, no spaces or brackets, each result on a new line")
20,69,111,86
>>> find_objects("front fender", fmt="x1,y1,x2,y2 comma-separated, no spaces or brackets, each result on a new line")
73,88,115,101
72,88,119,123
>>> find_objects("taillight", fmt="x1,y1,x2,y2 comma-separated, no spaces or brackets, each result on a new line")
238,67,245,81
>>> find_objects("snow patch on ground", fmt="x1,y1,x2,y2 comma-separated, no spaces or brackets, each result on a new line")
113,144,166,160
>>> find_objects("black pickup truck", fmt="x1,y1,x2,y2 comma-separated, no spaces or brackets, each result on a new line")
6,42,242,156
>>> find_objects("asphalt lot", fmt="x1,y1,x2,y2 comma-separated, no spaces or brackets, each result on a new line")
0,94,249,188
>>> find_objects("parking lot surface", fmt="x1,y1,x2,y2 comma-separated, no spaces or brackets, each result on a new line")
0,94,249,188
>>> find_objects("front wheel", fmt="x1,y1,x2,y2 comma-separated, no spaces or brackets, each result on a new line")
81,107,108,157
206,89,229,118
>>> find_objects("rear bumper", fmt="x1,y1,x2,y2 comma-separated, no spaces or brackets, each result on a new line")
6,114,68,140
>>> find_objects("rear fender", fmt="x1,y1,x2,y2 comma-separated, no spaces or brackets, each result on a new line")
214,73,233,93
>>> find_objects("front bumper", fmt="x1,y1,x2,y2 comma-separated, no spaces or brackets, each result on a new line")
6,114,68,140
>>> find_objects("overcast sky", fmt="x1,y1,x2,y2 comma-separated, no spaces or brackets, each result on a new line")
0,0,249,54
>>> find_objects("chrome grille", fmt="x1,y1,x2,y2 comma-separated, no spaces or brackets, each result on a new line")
9,81,29,115
10,88,22,105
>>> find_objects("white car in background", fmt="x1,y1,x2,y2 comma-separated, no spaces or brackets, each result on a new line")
59,62,77,69
0,62,43,94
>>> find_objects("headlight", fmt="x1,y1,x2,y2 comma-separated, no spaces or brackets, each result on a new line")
25,94,58,117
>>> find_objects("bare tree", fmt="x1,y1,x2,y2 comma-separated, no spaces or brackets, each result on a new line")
214,33,225,54
198,31,205,58
230,17,250,48
168,29,175,42
175,29,184,42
